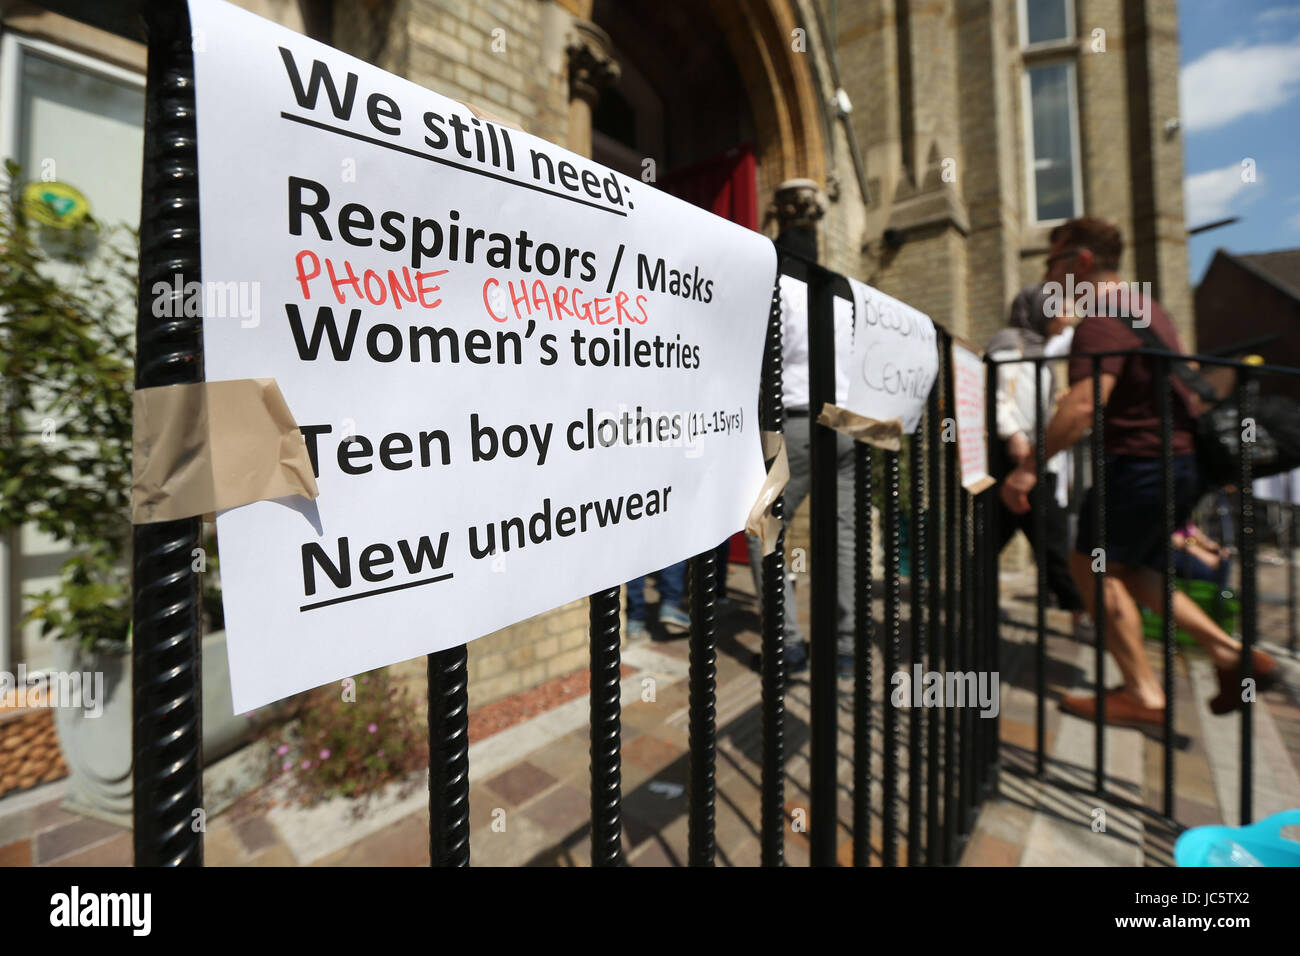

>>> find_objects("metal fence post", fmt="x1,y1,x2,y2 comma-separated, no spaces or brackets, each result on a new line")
983,358,1001,795
759,281,787,867
972,491,987,802
907,422,927,865
807,267,840,866
1237,369,1257,826
132,0,204,867
942,339,959,864
1090,356,1108,796
925,372,943,864
688,550,718,866
589,586,625,865
853,441,873,866
1287,482,1297,657
883,447,902,864
428,646,470,866
1033,359,1047,778
1158,358,1176,820
957,488,973,837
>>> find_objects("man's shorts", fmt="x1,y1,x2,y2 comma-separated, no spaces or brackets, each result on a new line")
1075,454,1203,570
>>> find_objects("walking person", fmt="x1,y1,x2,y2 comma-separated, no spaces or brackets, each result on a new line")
747,227,857,677
626,561,689,639
988,284,1091,639
1001,216,1279,724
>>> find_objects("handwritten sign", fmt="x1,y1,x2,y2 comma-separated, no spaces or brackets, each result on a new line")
188,0,776,711
843,277,938,434
950,340,993,493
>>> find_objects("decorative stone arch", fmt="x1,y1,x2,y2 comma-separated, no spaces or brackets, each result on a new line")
704,0,827,195
563,0,827,196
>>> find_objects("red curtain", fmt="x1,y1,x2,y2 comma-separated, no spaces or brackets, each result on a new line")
658,143,758,231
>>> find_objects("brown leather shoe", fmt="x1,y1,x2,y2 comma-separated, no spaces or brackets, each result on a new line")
1209,649,1280,715
1060,687,1165,728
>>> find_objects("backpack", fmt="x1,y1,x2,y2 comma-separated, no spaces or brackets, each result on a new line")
1121,317,1300,488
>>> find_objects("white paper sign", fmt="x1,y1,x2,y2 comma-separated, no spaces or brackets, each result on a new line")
187,0,776,711
950,341,993,493
843,277,938,433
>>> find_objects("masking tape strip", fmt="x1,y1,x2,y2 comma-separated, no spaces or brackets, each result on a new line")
745,431,790,556
132,379,319,524
964,475,997,495
816,403,903,451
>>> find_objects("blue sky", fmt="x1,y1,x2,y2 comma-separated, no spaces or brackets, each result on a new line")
1180,1,1300,284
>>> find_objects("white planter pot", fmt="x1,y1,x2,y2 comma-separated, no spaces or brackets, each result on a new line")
52,630,252,826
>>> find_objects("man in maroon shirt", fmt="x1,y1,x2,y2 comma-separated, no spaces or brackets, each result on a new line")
1001,217,1277,727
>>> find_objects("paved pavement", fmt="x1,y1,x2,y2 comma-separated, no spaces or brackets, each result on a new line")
2,554,1297,867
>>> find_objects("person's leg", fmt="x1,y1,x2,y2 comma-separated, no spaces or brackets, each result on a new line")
1066,474,1163,718
654,559,691,633
626,576,647,623
833,433,858,664
1173,550,1219,583
657,560,688,611
1099,563,1165,707
1068,552,1164,708
1068,550,1094,619
995,494,1026,555
1027,476,1086,614
1112,561,1281,713
1111,565,1242,668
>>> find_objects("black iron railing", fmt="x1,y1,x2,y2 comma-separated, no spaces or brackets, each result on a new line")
988,347,1300,827
128,2,1295,866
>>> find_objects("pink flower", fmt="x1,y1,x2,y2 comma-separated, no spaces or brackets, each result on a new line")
281,760,292,772
276,744,289,756
301,760,312,770
368,723,378,734
377,750,384,758
319,748,331,760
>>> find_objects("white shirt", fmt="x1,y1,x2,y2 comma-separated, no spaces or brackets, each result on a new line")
1042,327,1074,507
989,326,1073,508
779,273,853,410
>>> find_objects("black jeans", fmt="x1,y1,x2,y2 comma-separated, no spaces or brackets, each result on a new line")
996,472,1085,612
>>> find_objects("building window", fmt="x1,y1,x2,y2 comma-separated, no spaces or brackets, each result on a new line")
0,33,145,230
1019,0,1082,224
1021,0,1073,47
1023,62,1081,222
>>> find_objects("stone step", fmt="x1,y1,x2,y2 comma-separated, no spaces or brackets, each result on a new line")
1189,643,1300,826
963,612,1148,866
965,622,1300,865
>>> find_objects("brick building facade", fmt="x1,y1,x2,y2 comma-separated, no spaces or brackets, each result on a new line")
1,0,1191,704
1195,249,1300,404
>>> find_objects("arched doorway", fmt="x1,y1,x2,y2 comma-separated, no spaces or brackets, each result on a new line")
588,0,825,229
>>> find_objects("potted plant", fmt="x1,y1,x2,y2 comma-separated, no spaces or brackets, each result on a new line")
0,162,248,824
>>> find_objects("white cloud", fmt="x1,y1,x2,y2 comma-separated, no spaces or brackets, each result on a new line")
1180,36,1300,132
1257,7,1300,24
1184,160,1264,225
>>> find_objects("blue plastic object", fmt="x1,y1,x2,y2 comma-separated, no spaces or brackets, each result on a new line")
1174,809,1300,867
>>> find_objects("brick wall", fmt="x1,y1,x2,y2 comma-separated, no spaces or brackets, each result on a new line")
466,597,598,707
